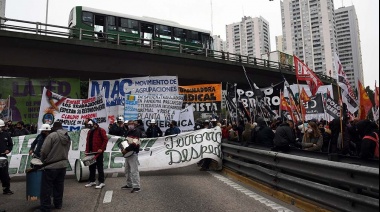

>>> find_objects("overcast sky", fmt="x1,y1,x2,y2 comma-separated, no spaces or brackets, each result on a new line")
4,0,379,89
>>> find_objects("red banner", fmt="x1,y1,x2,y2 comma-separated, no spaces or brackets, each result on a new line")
294,55,323,96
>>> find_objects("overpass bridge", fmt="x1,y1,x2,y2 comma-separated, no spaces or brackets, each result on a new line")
0,17,336,88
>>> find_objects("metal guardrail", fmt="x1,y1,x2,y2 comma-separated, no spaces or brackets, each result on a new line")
0,16,336,83
222,143,379,212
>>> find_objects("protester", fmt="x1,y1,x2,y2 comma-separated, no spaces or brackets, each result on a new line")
242,122,255,146
0,119,14,195
356,120,379,159
228,124,239,142
272,120,296,152
29,124,51,158
250,117,275,148
146,119,162,138
221,124,229,142
39,122,71,211
135,119,146,138
85,120,108,189
12,121,30,137
301,121,323,151
164,120,181,136
121,120,141,193
109,116,124,136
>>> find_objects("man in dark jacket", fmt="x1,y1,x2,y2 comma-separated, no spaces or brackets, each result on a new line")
39,122,71,211
29,124,51,158
109,116,124,136
272,120,295,152
85,120,109,189
165,120,181,136
146,119,162,138
356,120,379,159
0,119,14,195
250,117,275,148
12,121,30,137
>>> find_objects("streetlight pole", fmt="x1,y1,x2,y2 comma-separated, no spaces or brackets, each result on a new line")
45,0,49,34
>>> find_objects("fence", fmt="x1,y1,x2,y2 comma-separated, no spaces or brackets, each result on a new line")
222,143,379,212
0,16,336,84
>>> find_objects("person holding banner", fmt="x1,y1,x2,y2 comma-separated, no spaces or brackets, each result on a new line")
85,120,108,189
0,119,14,195
121,120,141,193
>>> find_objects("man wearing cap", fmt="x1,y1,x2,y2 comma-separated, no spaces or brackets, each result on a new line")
39,122,71,211
0,119,14,195
121,120,141,193
84,120,108,189
146,119,162,138
109,116,124,136
29,124,51,158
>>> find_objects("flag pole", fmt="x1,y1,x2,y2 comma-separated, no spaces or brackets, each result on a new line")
336,83,344,150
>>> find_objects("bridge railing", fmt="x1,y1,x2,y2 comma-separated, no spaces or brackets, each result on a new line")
0,16,335,83
222,143,379,212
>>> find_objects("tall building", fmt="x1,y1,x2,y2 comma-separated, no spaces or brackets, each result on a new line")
212,35,226,52
275,35,283,51
335,6,363,89
281,0,337,76
0,0,5,25
226,16,270,58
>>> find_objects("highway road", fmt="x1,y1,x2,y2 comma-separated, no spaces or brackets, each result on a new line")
1,165,302,212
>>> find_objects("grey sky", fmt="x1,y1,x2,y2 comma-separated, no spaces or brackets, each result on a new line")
4,0,379,89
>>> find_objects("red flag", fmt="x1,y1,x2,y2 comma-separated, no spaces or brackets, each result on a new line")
375,81,379,107
280,92,297,122
294,55,324,96
358,80,373,120
300,87,311,102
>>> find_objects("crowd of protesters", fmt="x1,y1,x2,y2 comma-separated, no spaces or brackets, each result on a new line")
217,115,379,160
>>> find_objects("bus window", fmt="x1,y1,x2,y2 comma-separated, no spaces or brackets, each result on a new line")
188,31,201,44
107,16,116,31
173,28,186,42
82,11,93,26
119,18,139,34
156,25,172,40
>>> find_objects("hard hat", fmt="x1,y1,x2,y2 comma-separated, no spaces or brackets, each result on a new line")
39,124,51,131
211,118,217,122
150,119,156,124
117,116,124,122
88,120,94,126
0,120,5,127
124,120,129,124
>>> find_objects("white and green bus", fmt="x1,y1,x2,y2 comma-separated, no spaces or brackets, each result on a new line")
68,6,213,51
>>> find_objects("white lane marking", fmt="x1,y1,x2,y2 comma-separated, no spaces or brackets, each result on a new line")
103,190,113,203
209,172,293,212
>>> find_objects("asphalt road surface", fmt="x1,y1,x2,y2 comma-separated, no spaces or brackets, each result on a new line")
0,165,302,212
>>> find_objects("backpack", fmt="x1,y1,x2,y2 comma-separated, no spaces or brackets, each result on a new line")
363,132,379,158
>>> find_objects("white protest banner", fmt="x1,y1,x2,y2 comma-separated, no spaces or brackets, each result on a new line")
287,84,334,99
89,76,179,123
38,87,108,132
137,95,183,121
8,127,222,176
141,104,195,133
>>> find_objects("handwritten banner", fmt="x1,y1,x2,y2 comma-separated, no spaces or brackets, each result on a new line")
8,127,222,176
37,87,108,132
